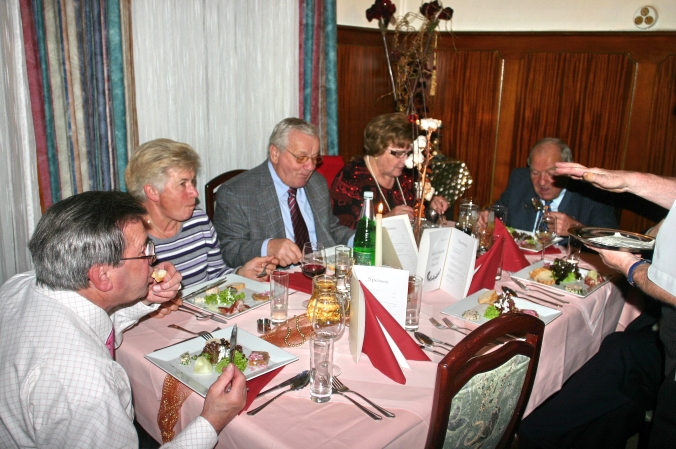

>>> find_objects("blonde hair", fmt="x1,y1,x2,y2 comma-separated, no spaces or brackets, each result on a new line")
125,138,200,202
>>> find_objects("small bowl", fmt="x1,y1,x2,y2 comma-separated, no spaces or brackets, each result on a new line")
257,318,272,334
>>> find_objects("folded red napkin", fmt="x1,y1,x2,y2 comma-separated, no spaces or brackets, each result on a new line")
288,272,312,294
542,245,562,255
468,236,505,295
359,282,429,384
494,219,530,272
241,367,284,413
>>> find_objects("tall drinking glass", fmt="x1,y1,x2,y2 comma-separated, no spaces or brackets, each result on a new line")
567,235,583,266
270,271,289,324
310,281,345,375
309,336,333,403
405,275,423,331
535,214,557,261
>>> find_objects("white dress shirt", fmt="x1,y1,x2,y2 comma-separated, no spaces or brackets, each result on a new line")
0,272,218,449
261,160,318,255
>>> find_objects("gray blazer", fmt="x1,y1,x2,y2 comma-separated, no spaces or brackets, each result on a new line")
213,161,355,267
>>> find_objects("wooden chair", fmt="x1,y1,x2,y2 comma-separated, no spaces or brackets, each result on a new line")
204,169,246,221
425,313,545,449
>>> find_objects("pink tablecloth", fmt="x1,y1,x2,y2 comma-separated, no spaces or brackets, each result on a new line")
117,249,636,448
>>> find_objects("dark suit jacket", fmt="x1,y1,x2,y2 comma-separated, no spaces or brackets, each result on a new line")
495,167,618,232
213,161,355,267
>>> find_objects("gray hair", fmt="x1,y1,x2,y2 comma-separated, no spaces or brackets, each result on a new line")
268,118,319,152
527,138,573,166
125,139,201,202
28,191,147,290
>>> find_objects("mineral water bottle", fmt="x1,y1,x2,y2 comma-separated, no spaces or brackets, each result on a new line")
353,191,376,266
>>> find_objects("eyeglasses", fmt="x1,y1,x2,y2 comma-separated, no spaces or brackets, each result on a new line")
387,148,412,159
120,241,156,264
285,148,323,166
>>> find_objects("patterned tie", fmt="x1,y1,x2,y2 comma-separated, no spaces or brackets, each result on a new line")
288,188,310,250
106,329,115,359
534,199,554,232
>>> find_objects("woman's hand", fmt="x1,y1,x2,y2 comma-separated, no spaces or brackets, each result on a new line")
430,195,449,215
238,256,279,281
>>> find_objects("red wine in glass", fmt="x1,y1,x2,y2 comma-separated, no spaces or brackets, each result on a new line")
302,263,326,278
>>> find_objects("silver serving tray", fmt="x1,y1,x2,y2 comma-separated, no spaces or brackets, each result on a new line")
569,226,655,253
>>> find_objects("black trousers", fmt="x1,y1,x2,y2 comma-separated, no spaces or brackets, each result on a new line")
518,330,662,449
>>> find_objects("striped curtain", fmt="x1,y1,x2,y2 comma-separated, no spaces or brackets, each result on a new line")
20,0,136,209
299,0,338,156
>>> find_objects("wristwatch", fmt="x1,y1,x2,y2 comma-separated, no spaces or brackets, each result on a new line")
627,259,650,286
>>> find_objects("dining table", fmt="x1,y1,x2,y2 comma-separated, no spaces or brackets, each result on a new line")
117,248,642,449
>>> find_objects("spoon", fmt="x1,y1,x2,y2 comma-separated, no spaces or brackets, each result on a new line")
418,344,446,357
414,331,455,350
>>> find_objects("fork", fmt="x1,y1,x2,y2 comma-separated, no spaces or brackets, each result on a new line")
429,317,448,330
167,324,217,340
255,262,270,278
332,378,395,418
441,318,470,335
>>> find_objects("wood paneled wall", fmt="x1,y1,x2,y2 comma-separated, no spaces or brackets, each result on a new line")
338,27,676,233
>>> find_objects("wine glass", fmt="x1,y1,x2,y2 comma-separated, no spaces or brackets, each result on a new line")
535,214,557,261
301,242,327,279
301,243,327,308
311,287,346,376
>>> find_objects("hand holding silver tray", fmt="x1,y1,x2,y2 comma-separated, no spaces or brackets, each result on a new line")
569,226,655,253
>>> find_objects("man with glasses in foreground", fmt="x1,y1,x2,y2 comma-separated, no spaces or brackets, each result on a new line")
214,117,355,267
330,112,449,229
0,191,246,448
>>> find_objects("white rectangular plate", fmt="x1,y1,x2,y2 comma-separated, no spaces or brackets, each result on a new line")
441,288,562,326
145,327,298,397
510,228,563,253
511,260,612,298
182,274,270,319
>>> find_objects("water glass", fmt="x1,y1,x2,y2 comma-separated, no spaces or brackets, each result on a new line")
405,275,423,331
456,203,479,237
334,246,352,279
309,336,333,403
567,235,583,265
270,271,289,324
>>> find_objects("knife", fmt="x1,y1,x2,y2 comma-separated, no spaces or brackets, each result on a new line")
502,286,563,308
182,278,227,301
229,324,238,364
257,370,310,398
248,371,311,415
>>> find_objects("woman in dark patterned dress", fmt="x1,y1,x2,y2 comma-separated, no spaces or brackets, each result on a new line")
330,112,449,229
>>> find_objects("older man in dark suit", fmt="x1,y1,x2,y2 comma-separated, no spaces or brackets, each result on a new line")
214,118,355,267
492,138,618,236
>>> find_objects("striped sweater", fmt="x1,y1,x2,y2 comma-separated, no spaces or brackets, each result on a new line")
151,208,233,288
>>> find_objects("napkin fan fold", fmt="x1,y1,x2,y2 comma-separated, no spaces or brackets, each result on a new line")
467,220,530,295
359,281,429,384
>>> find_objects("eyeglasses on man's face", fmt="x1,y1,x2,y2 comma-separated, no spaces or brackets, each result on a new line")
387,148,412,159
120,241,156,264
285,148,323,166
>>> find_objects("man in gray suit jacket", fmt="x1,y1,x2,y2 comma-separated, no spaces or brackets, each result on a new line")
214,118,355,267
492,138,618,236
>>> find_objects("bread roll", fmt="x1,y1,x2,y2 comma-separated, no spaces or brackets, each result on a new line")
477,289,499,304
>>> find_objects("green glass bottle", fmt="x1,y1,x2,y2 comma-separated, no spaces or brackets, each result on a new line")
353,191,376,266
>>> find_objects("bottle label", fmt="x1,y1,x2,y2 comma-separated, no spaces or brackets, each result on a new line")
354,250,374,266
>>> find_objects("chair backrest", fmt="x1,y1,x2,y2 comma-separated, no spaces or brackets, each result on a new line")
204,169,247,220
315,155,345,187
425,313,545,449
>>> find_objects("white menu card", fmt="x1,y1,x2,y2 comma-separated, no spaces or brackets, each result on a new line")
417,227,477,299
349,265,411,368
381,215,418,274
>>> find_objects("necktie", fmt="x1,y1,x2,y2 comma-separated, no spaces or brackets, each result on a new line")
106,329,115,359
288,188,310,250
